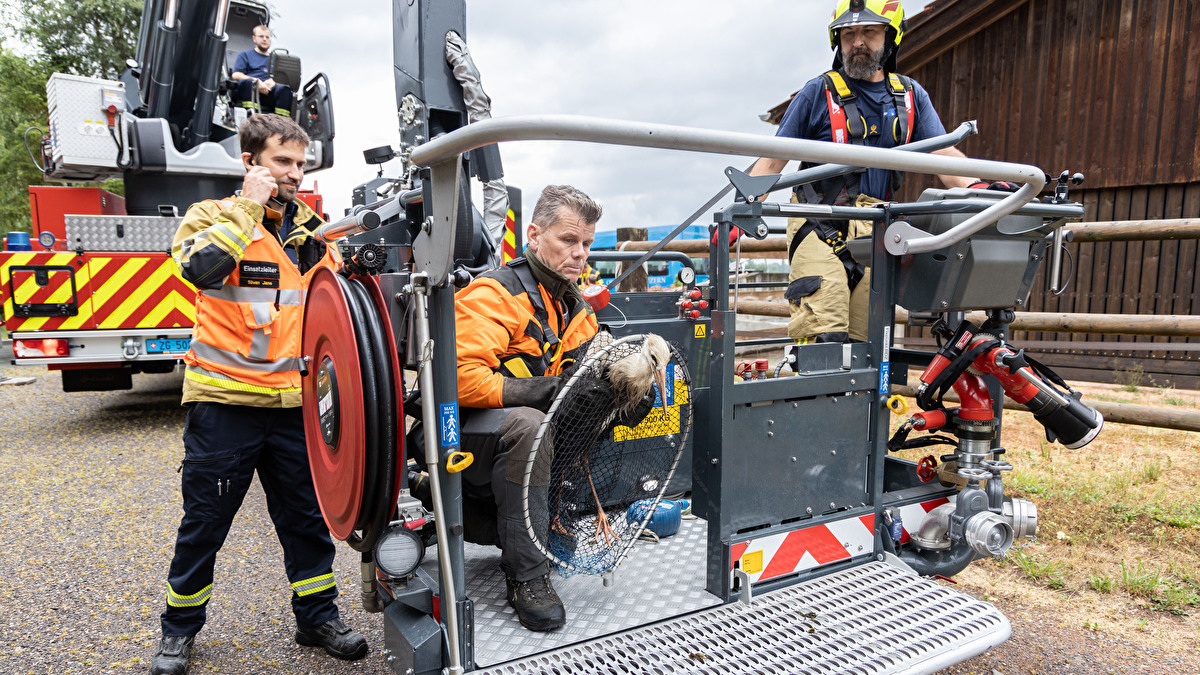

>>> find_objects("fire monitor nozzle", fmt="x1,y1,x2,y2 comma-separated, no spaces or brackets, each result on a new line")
1027,388,1104,449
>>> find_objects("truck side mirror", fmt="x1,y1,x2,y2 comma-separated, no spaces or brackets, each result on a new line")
299,72,335,172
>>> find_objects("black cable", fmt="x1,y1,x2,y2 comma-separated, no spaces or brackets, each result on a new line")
339,274,383,553
109,125,132,170
23,127,46,173
350,277,399,544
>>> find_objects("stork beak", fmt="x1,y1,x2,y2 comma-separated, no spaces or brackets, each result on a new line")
654,366,668,416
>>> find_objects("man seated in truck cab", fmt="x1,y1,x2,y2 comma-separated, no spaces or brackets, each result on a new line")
232,24,292,117
453,185,603,632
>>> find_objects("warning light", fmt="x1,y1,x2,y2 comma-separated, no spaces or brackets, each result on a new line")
582,284,610,311
14,338,69,358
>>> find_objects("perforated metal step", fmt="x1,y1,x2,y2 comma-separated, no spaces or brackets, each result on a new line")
64,214,181,252
474,559,1009,675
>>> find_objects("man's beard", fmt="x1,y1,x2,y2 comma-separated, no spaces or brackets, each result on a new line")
843,44,885,79
276,183,298,202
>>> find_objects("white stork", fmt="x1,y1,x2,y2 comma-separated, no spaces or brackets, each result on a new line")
564,333,671,544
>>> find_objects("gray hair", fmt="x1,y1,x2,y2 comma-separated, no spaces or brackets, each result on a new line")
530,185,602,229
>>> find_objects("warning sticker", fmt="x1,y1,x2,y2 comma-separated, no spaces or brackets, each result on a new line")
439,402,460,448
613,369,689,442
694,324,706,338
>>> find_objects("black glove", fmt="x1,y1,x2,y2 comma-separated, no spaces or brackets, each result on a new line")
501,376,563,413
616,392,655,429
968,180,1021,192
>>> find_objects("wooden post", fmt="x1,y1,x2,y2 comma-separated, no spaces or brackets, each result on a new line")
616,227,648,292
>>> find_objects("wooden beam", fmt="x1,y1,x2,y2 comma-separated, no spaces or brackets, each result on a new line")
889,384,1200,433
731,302,1200,338
1069,218,1200,242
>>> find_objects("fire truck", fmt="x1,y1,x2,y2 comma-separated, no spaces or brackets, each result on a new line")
0,0,334,391
297,2,1103,674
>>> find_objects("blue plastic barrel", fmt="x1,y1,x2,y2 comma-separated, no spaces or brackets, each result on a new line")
5,232,32,251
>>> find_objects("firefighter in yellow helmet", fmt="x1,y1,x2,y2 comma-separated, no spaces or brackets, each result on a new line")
743,0,989,344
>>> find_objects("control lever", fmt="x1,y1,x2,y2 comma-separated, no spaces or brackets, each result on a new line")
1047,170,1084,293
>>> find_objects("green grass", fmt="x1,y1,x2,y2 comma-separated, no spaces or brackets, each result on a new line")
1008,549,1068,588
1089,576,1114,593
1154,585,1200,616
1138,461,1163,484
1120,560,1162,597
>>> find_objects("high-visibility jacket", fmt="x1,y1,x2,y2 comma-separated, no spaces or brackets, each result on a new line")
173,195,338,407
455,257,598,409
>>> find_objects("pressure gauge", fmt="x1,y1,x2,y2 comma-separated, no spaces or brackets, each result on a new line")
677,267,696,287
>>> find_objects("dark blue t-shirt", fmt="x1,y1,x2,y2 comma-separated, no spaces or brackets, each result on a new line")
234,49,271,80
776,74,947,200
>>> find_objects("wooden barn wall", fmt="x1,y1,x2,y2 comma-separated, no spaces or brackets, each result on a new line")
899,0,1200,192
896,0,1200,388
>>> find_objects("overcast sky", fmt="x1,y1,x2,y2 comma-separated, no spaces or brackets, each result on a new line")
271,1,936,230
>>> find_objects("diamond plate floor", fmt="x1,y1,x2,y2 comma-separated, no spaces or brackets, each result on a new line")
473,558,1011,675
421,517,720,668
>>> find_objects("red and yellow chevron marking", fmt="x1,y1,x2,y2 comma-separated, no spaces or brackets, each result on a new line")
0,252,197,332
728,495,953,584
502,208,517,263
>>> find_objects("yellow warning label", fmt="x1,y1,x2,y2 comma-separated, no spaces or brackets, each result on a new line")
612,379,689,442
694,324,706,338
742,550,764,575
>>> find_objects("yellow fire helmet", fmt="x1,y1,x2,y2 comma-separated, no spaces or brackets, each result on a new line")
828,0,907,70
828,0,906,48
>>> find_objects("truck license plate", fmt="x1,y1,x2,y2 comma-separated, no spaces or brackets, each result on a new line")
146,338,191,354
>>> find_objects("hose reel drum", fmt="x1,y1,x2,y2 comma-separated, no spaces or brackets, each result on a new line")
302,267,405,553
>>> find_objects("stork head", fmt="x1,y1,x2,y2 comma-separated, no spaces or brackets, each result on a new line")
608,334,671,416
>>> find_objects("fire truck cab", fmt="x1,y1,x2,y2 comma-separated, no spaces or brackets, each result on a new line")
1,0,335,391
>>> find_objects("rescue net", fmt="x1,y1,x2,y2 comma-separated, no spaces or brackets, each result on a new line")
522,333,691,576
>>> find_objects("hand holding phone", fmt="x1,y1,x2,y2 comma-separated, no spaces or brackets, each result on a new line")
242,161,278,206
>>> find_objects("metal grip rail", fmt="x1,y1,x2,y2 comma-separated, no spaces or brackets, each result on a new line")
409,114,1047,258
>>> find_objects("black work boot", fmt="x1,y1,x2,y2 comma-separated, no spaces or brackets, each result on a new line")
505,573,566,631
149,635,193,675
295,617,368,660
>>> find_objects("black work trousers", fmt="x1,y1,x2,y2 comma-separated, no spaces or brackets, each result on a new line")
160,403,339,637
458,407,551,582
236,79,293,117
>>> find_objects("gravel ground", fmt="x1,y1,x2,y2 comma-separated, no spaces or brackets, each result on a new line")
1,364,1197,674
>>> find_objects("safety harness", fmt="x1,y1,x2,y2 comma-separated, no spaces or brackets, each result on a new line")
484,257,573,379
790,69,916,292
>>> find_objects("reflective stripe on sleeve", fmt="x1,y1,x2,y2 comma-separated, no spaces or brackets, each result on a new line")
203,221,252,255
291,573,336,597
167,582,212,608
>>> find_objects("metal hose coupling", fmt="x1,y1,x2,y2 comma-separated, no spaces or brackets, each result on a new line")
360,559,385,613
956,467,1015,557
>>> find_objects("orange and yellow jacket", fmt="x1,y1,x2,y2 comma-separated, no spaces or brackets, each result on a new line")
171,195,339,408
455,257,598,409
